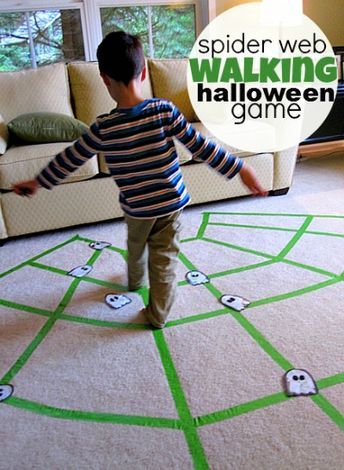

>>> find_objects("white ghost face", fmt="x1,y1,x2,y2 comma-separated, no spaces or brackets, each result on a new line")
89,241,111,250
186,270,209,286
105,294,131,309
220,295,250,311
284,369,318,396
0,384,14,402
68,265,93,278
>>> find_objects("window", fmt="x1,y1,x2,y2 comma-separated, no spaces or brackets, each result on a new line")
100,5,196,58
0,0,204,71
0,9,85,71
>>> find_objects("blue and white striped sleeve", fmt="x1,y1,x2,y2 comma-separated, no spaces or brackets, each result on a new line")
36,121,104,190
168,103,244,179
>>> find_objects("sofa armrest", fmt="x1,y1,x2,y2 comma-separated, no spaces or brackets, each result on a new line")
0,197,8,239
0,114,9,155
272,146,298,191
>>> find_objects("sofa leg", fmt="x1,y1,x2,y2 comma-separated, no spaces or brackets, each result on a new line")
269,187,290,196
0,240,6,247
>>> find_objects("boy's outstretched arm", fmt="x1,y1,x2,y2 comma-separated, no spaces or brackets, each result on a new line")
13,179,39,197
168,103,267,196
237,163,268,196
12,122,104,196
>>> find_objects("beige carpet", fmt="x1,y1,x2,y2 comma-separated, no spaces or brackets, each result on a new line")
1,154,344,469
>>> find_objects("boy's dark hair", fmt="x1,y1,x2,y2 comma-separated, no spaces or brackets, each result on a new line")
97,31,144,86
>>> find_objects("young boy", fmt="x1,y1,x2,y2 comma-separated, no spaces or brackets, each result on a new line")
13,31,267,328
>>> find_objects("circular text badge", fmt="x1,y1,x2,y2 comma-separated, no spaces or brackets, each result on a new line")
187,2,337,152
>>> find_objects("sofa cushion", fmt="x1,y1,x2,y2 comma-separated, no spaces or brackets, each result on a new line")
0,142,99,189
0,114,8,155
0,63,74,124
148,59,198,123
8,113,88,144
68,61,153,125
182,152,273,205
1,177,121,238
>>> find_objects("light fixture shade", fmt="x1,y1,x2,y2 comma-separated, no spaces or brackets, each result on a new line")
261,0,303,26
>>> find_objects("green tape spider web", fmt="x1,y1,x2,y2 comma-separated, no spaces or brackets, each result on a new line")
1,213,343,469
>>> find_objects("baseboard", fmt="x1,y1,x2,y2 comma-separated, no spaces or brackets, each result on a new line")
298,141,344,160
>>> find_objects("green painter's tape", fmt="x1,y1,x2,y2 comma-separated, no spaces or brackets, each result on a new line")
59,312,150,330
282,258,339,278
202,237,340,279
0,243,104,385
28,261,128,292
196,392,289,427
204,282,222,299
0,235,78,279
249,277,342,309
177,259,274,286
196,372,344,428
6,396,181,429
29,261,68,276
228,310,294,371
278,216,313,258
207,260,275,279
206,211,344,219
307,230,344,239
0,298,149,331
197,213,210,239
208,221,344,239
56,278,82,311
1,213,343,468
166,308,229,328
0,298,52,318
318,373,344,389
181,237,199,243
202,236,274,260
82,276,127,291
311,394,344,431
153,330,209,470
178,252,198,271
208,222,297,233
197,213,344,433
138,286,150,306
1,317,57,384
76,235,128,259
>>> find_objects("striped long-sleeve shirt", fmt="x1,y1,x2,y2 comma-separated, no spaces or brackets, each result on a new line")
37,98,244,218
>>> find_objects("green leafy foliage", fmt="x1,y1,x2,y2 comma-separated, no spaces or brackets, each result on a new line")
0,6,195,71
0,9,84,71
101,5,195,59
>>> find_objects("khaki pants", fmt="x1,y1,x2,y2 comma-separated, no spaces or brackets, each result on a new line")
125,210,182,328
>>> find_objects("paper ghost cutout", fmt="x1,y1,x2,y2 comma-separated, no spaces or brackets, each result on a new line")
284,369,318,396
68,265,93,278
0,384,14,402
186,270,209,286
105,293,131,309
220,294,250,311
89,241,111,250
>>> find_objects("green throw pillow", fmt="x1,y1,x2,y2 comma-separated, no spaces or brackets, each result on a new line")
8,112,89,144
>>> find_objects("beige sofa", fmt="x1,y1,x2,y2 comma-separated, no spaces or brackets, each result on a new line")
0,60,297,240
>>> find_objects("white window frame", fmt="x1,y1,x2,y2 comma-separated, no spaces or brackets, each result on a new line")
96,0,202,60
0,0,210,64
0,1,91,61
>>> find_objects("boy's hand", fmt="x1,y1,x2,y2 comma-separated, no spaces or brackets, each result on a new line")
12,180,39,197
239,163,268,197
